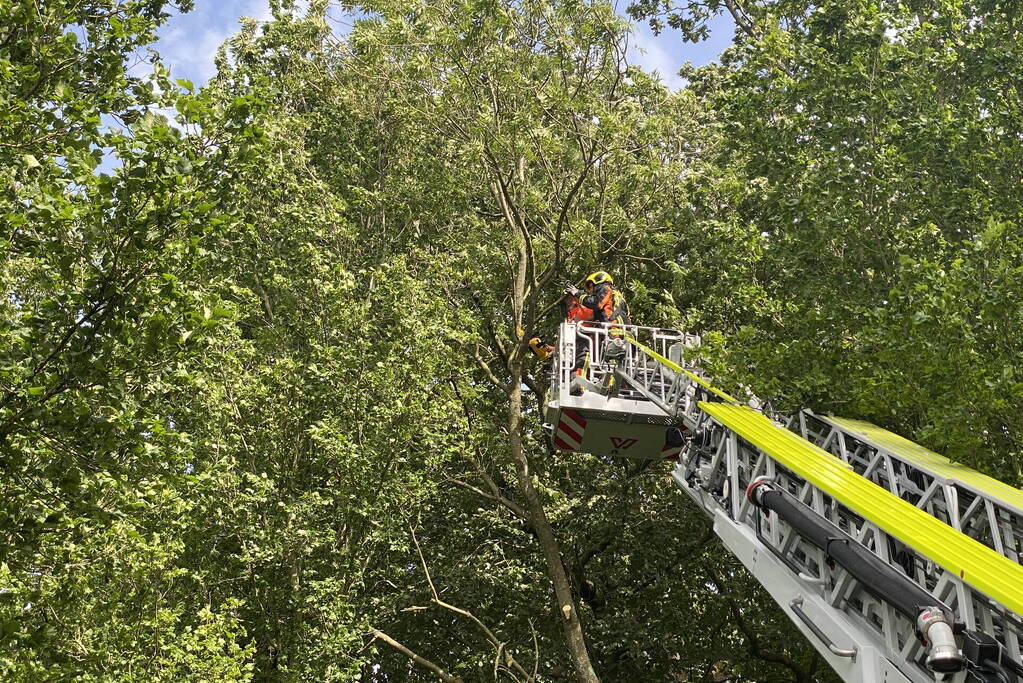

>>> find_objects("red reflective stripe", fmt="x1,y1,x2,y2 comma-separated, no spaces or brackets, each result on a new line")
562,409,587,430
662,444,682,461
558,420,582,444
554,435,574,451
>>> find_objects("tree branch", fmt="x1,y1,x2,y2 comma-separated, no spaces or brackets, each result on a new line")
470,343,512,395
723,0,758,40
446,477,529,521
369,628,463,682
410,526,533,681
706,567,811,680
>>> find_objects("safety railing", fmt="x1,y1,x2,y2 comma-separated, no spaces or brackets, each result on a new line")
552,321,699,405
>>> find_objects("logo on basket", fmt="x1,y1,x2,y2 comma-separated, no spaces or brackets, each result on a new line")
610,437,638,451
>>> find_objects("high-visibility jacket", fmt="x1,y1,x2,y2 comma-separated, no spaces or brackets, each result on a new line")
528,298,594,361
564,297,594,324
582,283,630,326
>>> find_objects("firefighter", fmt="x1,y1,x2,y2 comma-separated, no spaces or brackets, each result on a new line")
562,287,594,325
553,284,602,394
574,270,631,379
526,286,594,362
562,285,594,381
579,270,630,332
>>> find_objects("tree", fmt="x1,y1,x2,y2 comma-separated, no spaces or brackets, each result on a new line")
651,0,1023,485
1,0,256,678
9,0,1014,679
184,0,848,677
185,0,762,679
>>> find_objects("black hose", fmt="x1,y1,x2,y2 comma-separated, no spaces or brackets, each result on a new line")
1001,655,1023,679
749,482,950,621
981,659,1014,683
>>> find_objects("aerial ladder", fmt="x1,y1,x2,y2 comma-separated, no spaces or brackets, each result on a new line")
544,321,1023,683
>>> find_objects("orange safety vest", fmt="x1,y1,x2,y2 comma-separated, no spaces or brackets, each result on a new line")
583,283,630,326
565,298,594,324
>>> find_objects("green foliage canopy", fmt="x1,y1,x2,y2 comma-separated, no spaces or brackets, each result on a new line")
2,0,1020,681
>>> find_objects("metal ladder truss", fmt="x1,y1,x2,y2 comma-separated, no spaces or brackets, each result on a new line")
683,401,1023,683
546,325,1023,683
791,412,1023,568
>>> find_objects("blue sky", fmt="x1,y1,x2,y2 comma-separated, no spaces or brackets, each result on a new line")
151,1,735,90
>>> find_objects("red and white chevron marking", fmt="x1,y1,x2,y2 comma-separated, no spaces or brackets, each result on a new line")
662,425,688,461
553,408,587,451
661,443,683,461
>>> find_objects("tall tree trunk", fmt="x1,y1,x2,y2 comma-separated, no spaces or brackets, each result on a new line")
507,369,600,682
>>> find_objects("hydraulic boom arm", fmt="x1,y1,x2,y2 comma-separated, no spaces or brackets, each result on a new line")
544,322,1023,683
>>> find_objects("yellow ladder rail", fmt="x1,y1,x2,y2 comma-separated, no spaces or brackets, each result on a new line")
700,401,1023,616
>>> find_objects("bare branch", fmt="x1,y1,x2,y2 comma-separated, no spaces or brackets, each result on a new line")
723,0,758,40
449,378,531,517
484,145,537,297
529,619,539,680
369,628,463,682
706,568,812,679
446,477,529,521
470,343,512,394
410,526,534,681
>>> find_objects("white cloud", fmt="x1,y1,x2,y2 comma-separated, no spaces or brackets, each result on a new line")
627,25,685,91
156,0,277,85
242,0,274,23
157,24,230,84
184,29,232,82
